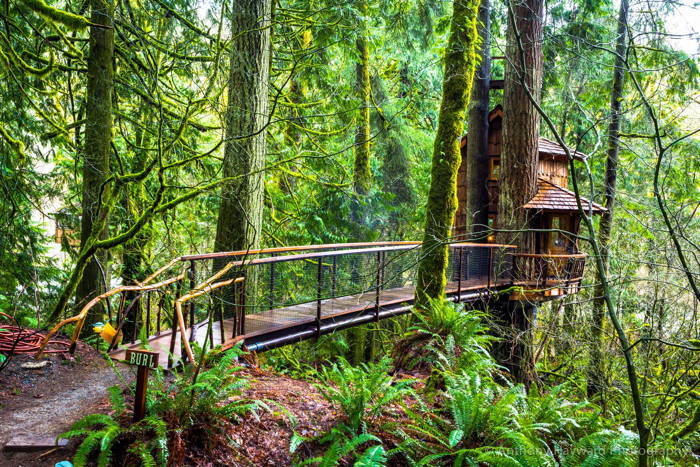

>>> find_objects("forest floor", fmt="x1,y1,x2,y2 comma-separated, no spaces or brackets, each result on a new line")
1,344,421,466
0,342,133,466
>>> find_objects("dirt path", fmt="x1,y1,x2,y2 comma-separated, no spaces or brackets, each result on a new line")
0,343,133,466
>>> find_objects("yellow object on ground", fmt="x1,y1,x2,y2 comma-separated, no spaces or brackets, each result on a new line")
93,322,122,345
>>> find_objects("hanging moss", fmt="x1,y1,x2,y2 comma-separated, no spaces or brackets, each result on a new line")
20,0,91,30
0,33,55,76
415,0,481,308
0,124,27,157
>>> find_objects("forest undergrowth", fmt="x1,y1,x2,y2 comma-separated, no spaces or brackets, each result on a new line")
59,300,698,466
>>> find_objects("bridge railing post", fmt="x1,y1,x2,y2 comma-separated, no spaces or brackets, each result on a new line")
145,292,151,338
331,256,337,299
269,254,276,310
487,247,493,289
375,251,382,322
168,279,182,369
316,256,323,338
456,247,463,301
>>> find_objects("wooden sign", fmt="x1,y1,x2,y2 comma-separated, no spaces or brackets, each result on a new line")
125,349,159,422
125,349,160,369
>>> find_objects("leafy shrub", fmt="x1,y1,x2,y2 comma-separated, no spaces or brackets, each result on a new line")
293,429,386,467
61,345,258,466
393,299,495,373
316,356,415,435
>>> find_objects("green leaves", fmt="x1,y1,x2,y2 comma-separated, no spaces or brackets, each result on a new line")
448,428,464,447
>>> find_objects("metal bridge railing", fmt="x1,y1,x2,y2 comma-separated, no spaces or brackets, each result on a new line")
38,241,518,366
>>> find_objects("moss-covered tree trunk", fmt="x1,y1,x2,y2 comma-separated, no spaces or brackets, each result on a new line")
588,0,629,398
496,0,543,251
214,0,271,255
75,0,114,321
352,31,371,196
121,110,151,341
464,0,491,238
415,0,481,308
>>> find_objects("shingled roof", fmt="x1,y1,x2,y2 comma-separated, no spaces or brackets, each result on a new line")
522,178,606,213
538,137,587,162
461,106,589,161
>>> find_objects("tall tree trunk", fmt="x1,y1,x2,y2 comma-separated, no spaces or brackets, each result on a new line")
464,0,491,238
492,0,544,385
497,0,543,251
415,0,481,308
349,9,373,364
587,0,630,398
214,0,271,255
353,21,371,196
75,0,114,322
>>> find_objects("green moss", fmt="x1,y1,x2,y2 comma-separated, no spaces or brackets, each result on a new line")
20,0,91,30
353,34,372,196
0,33,55,76
0,124,27,157
415,0,481,308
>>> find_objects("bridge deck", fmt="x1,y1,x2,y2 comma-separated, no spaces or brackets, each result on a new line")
110,278,509,367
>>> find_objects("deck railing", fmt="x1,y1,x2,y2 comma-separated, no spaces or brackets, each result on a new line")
510,253,587,290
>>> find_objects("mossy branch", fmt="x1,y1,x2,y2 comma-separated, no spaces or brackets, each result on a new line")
0,124,27,157
19,0,92,30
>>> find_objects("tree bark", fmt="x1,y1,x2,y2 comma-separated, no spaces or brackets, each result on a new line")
491,0,543,385
497,0,543,251
588,0,630,398
353,31,372,196
214,0,271,255
464,0,491,239
75,0,114,322
415,0,481,308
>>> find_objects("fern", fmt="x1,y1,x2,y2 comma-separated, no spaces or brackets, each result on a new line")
315,357,414,434
301,431,382,466
355,444,387,466
62,343,256,466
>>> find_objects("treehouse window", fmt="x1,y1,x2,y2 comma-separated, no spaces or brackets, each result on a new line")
489,158,500,180
548,215,571,252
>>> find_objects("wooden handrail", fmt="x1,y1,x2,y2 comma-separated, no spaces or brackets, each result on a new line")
180,241,516,261
36,270,188,357
510,253,587,259
180,241,422,261
204,242,516,269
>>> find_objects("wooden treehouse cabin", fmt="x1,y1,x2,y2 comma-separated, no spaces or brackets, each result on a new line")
455,105,605,301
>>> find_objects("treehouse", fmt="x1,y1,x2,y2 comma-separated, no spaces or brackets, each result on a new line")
455,105,606,300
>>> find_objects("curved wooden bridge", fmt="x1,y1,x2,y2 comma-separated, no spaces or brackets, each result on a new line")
39,242,587,368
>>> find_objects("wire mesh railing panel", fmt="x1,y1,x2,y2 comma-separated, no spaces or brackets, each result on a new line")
125,243,521,355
